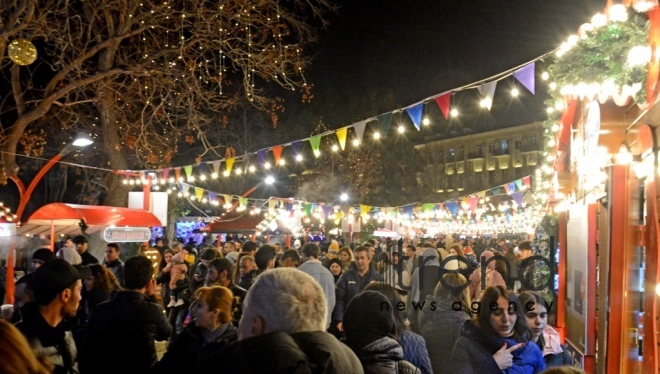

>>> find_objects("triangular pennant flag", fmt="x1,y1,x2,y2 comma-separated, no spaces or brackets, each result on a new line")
406,103,424,131
226,157,235,173
198,162,207,176
223,194,233,205
174,168,181,181
272,146,283,165
508,182,517,194
467,197,479,213
522,176,531,188
321,205,333,218
336,128,348,150
360,204,371,215
491,186,501,196
523,191,535,205
435,93,451,119
212,161,221,175
194,187,204,200
302,203,313,217
183,165,193,178
476,190,487,199
515,179,524,191
238,197,248,207
403,205,414,217
268,198,277,211
291,141,302,156
513,62,535,94
378,112,393,138
512,191,525,206
162,168,170,180
445,201,459,216
309,135,322,157
422,203,435,213
257,150,266,165
181,184,191,195
477,81,497,110
503,184,511,194
208,191,217,203
353,121,367,142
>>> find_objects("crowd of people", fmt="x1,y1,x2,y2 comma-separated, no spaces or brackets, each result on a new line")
0,234,585,374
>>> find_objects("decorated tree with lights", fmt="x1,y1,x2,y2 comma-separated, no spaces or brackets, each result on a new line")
0,0,335,209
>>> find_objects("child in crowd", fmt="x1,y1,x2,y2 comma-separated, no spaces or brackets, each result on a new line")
167,252,188,307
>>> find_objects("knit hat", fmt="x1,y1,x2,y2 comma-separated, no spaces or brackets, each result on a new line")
343,290,396,349
326,258,343,271
31,248,56,265
31,258,81,305
328,241,340,252
57,246,82,266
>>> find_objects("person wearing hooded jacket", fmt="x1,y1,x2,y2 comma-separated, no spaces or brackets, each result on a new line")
343,290,421,373
469,249,506,302
408,246,446,332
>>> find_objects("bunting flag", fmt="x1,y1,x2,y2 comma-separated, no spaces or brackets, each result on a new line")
513,62,535,94
435,93,451,119
467,197,479,213
514,179,524,191
238,197,248,207
359,204,371,218
403,205,414,218
476,190,487,199
437,203,444,211
445,201,459,216
422,203,435,213
208,191,217,202
477,81,497,110
512,191,525,206
184,165,193,178
174,168,181,181
336,128,348,150
378,112,393,138
257,150,266,165
508,182,517,194
291,141,302,156
226,157,235,173
223,194,233,205
163,168,170,180
272,146,283,165
503,184,511,194
268,198,277,211
211,161,221,175
321,205,333,218
353,120,367,142
492,186,501,196
406,103,424,130
198,163,207,176
522,175,531,188
309,135,322,157
182,184,191,195
194,187,204,200
302,203,312,217
523,191,535,205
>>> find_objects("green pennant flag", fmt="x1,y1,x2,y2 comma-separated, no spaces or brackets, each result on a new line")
303,203,313,217
309,135,322,157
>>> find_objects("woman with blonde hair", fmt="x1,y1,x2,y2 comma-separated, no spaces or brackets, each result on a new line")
338,246,354,271
153,285,237,372
420,273,472,374
0,319,52,374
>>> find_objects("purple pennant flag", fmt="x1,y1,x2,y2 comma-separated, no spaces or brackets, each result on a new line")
257,149,266,165
406,103,424,131
291,141,302,156
208,191,217,203
403,205,414,217
513,62,535,94
512,191,524,206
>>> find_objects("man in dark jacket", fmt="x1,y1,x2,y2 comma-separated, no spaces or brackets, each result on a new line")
332,245,382,332
205,258,247,326
80,255,172,374
227,268,363,373
15,259,83,374
72,235,99,266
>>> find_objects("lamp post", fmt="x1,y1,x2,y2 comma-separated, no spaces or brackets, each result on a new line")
6,131,94,304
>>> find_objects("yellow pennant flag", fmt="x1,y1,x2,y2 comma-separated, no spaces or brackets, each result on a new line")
336,128,348,150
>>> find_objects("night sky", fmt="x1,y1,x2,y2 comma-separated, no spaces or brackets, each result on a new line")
280,0,607,134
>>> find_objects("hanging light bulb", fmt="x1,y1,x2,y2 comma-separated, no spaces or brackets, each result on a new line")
450,108,459,117
373,132,381,139
511,88,519,97
398,125,405,133
422,117,430,126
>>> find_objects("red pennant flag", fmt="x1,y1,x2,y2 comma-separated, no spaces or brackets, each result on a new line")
435,93,451,119
272,146,283,165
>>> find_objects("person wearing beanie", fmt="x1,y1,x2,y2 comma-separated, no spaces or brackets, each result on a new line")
342,290,420,373
167,252,189,307
15,259,83,374
71,235,99,265
326,258,343,284
30,248,56,272
57,246,82,266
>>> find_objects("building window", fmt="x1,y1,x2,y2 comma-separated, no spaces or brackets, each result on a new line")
501,140,508,152
489,142,496,153
458,146,464,157
449,148,455,157
476,144,483,156
514,140,522,149
530,135,537,146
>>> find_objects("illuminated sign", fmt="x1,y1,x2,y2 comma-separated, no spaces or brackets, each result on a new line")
103,227,151,242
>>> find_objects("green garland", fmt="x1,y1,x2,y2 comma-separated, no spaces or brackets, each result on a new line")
548,8,650,104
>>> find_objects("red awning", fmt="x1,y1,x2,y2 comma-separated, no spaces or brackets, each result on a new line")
17,203,162,236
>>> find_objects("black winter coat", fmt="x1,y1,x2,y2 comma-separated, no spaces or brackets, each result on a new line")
349,336,421,374
151,323,237,373
419,297,471,374
222,330,364,373
332,265,382,322
80,291,172,374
